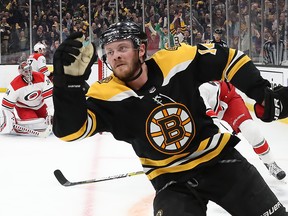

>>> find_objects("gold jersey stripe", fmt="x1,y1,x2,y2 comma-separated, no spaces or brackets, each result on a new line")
222,49,236,80
60,110,97,141
226,55,251,81
87,75,138,101
140,152,190,166
60,119,88,141
196,136,210,152
140,133,219,168
87,109,97,137
146,133,230,180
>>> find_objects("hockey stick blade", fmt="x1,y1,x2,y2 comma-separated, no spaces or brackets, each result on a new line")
54,169,144,187
54,169,72,186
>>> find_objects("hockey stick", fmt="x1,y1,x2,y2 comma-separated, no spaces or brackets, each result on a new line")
54,169,145,186
13,124,52,138
219,120,236,134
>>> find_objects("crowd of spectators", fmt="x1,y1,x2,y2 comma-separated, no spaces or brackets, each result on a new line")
0,0,287,65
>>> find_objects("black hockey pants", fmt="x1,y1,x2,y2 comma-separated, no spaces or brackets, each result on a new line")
153,148,288,216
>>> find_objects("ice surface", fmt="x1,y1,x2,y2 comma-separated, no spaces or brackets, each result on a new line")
0,93,287,216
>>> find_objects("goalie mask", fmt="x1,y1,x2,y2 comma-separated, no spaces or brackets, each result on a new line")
18,61,32,83
97,21,148,63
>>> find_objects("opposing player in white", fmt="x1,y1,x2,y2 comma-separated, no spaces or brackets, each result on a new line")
199,81,286,180
0,61,53,137
27,42,50,77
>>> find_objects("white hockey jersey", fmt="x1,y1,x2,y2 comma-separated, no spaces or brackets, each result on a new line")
199,81,228,119
2,72,53,115
198,81,231,133
27,53,50,76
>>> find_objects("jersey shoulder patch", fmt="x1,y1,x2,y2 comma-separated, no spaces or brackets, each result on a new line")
197,43,218,55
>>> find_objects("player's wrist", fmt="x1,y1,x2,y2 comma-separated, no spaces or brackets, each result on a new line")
53,73,86,90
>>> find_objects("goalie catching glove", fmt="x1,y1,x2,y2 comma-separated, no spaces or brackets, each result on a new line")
254,85,288,122
53,32,97,89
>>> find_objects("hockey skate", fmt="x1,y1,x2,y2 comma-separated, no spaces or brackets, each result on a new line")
265,162,286,180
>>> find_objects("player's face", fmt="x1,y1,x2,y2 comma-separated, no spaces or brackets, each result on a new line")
40,47,46,55
19,64,32,83
214,33,221,41
104,40,140,81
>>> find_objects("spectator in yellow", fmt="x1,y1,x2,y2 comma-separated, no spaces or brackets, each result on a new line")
170,12,187,46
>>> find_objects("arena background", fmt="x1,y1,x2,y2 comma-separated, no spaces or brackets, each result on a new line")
0,0,287,65
0,1,288,215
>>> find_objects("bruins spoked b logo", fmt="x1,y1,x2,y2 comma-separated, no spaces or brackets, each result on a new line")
146,103,195,154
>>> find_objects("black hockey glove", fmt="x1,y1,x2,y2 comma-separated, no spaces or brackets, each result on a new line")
53,32,97,89
254,85,288,122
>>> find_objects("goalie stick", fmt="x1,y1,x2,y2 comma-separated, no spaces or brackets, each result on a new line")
54,169,144,186
13,124,52,138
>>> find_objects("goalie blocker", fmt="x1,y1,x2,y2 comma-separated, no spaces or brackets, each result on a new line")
254,85,288,122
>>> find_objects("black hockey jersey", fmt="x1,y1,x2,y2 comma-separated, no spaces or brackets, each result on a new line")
53,43,270,190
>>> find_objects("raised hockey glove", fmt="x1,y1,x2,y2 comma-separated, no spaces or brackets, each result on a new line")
53,32,97,89
254,85,288,122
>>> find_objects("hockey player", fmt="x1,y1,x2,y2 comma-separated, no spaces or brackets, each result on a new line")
0,61,53,136
199,80,286,180
27,42,50,77
209,28,228,47
52,21,288,215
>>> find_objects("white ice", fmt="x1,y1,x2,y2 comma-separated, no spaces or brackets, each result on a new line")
0,93,287,216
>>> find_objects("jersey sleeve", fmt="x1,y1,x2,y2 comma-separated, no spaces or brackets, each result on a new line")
199,81,220,114
199,81,222,128
42,75,54,115
1,85,17,112
38,55,50,76
197,43,270,104
52,86,90,140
